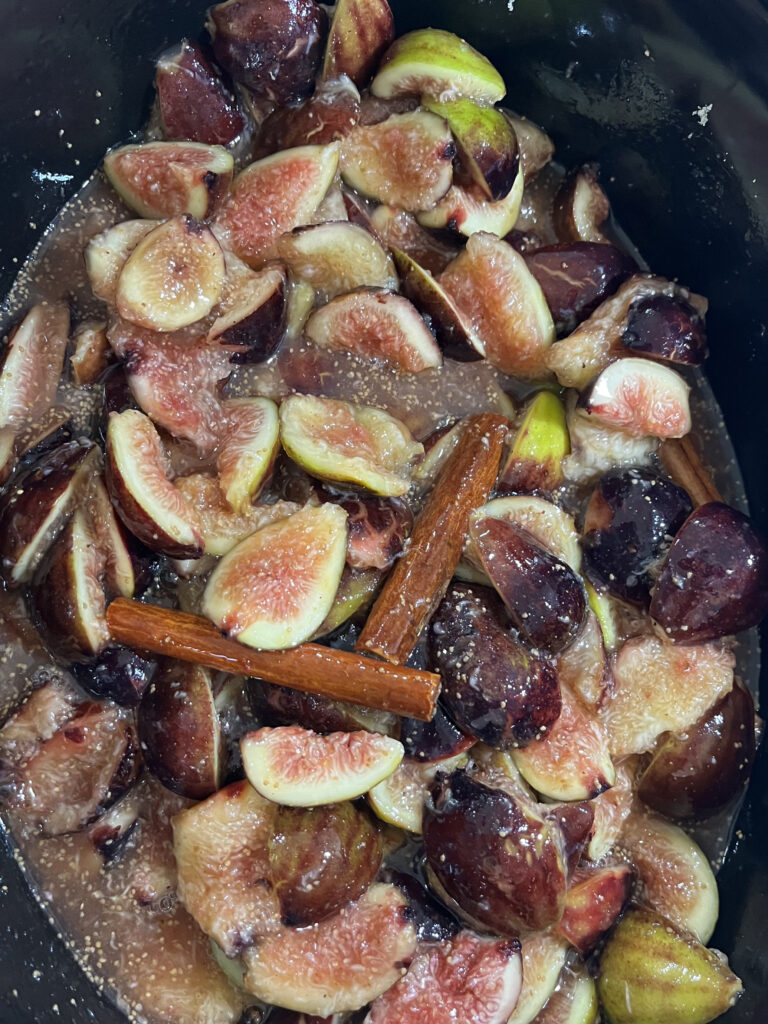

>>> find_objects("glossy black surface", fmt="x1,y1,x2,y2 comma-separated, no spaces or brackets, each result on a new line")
1,0,768,1020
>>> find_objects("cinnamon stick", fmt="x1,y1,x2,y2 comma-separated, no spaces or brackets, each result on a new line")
659,436,721,507
106,598,440,721
355,412,509,664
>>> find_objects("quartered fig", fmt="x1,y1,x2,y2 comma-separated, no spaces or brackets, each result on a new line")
278,221,397,299
340,110,455,211
0,676,80,781
508,932,569,1024
71,645,157,707
587,760,635,861
208,263,287,361
553,164,610,244
366,201,460,275
556,608,610,711
207,0,327,104
418,171,524,239
202,503,347,648
241,725,404,805
255,78,361,158
155,39,244,146
470,495,582,573
0,302,70,433
70,319,110,386
305,289,441,372
104,141,234,219
368,751,469,834
563,403,659,485
503,113,554,183
499,391,570,494
622,293,708,365
429,583,561,749
584,357,691,439
116,215,225,332
213,144,339,266
217,397,280,512
337,494,411,570
371,29,505,104
85,220,157,304
322,0,394,86
253,680,397,737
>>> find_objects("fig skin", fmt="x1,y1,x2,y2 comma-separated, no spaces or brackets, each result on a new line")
255,78,361,158
208,0,328,105
429,583,561,750
71,645,158,707
622,292,708,365
557,863,633,953
156,39,244,146
322,0,395,87
399,704,475,764
337,495,412,571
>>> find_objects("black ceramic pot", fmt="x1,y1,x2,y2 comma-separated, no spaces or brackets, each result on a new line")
1,0,767,1021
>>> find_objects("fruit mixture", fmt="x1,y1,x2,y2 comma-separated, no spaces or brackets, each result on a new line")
0,2,766,1023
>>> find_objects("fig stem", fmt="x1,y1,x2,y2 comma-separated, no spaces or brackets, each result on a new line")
355,412,509,664
105,598,440,720
659,436,721,507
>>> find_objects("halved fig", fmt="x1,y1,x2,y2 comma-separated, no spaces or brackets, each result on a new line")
337,494,411,571
621,810,718,943
104,141,234,219
365,930,522,1024
366,202,460,275
105,409,205,558
213,144,339,266
0,439,98,585
116,215,225,332
418,171,524,239
0,676,79,780
553,164,609,244
367,751,469,834
587,760,635,861
173,779,281,954
499,390,570,494
207,0,327,104
278,222,397,299
371,29,506,104
529,962,598,1024
0,302,70,431
71,645,157,707
340,110,455,211
85,220,157,303
304,290,441,372
604,635,735,758
217,397,280,512
438,232,555,378
279,394,422,495
155,39,244,146
650,502,768,642
202,503,347,648
584,357,691,439
71,319,110,386
622,292,708,365
469,495,582,573
503,113,554,183
322,0,394,86
241,725,403,805
208,263,287,362
138,660,222,800
268,801,383,925
242,882,417,1015
556,608,610,711
557,864,633,954
424,769,567,934
508,932,569,1024
429,583,562,749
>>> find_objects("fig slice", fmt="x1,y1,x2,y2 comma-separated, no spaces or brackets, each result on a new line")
70,319,110,386
553,164,610,244
0,302,70,432
340,110,455,211
255,77,361,159
371,29,506,104
279,394,423,496
418,170,524,238
202,503,347,648
366,201,460,275
241,725,404,805
84,219,157,304
338,495,412,571
105,409,205,559
557,863,634,954
367,751,469,834
322,0,394,86
312,565,383,638
278,222,397,299
104,141,234,219
217,397,280,512
116,215,225,332
503,113,555,183
304,290,442,372
208,262,287,362
584,357,691,439
364,929,522,1024
467,495,582,574
499,390,570,494
528,962,598,1024
155,39,245,146
622,293,708,365
71,645,157,707
507,932,569,1024
0,676,80,781
438,232,555,378
556,608,609,711
241,882,417,1015
587,760,635,861
212,143,340,267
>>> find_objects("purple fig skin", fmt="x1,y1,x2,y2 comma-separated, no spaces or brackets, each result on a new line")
156,39,244,146
650,501,768,642
399,704,475,764
338,495,412,571
72,646,158,707
546,801,595,875
622,293,708,365
385,870,460,942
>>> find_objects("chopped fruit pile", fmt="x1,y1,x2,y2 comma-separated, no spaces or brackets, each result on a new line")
0,2,764,1024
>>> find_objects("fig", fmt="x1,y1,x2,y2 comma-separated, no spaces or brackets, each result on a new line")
334,494,411,571
587,760,635,861
217,397,280,512
499,391,569,494
553,164,609,244
70,319,110,386
604,635,735,758
622,293,708,365
0,439,98,585
253,680,397,737
116,215,225,332
365,201,460,275
104,141,234,219
0,676,80,780
322,0,394,86
563,402,658,485
279,394,422,495
278,222,397,299
173,779,281,954
557,864,633,954
503,113,555,183
470,495,582,572
556,609,609,711
0,302,70,432
418,171,524,238
597,908,742,1024
529,962,598,1024
365,929,522,1024
438,232,555,378
241,882,417,1015
367,751,468,834
340,111,454,211
650,501,768,642
240,725,404,805
371,29,506,104
429,583,562,749
105,409,205,558
586,580,619,650
304,290,442,372
256,78,361,158
424,769,567,934
87,786,142,862
400,704,475,763
207,0,327,104
582,467,693,606
155,39,244,146
312,565,383,637
268,801,383,925
208,263,287,362
637,679,756,820
213,144,339,266
584,357,691,439
508,932,569,1024
71,645,157,707
468,516,587,655
202,503,348,648
138,660,222,800
85,220,157,304
547,800,596,875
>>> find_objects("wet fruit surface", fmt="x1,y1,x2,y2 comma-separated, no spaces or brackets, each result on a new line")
323,0,394,86
338,495,412,571
622,293,708,365
584,356,691,438
557,863,633,953
156,39,244,146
